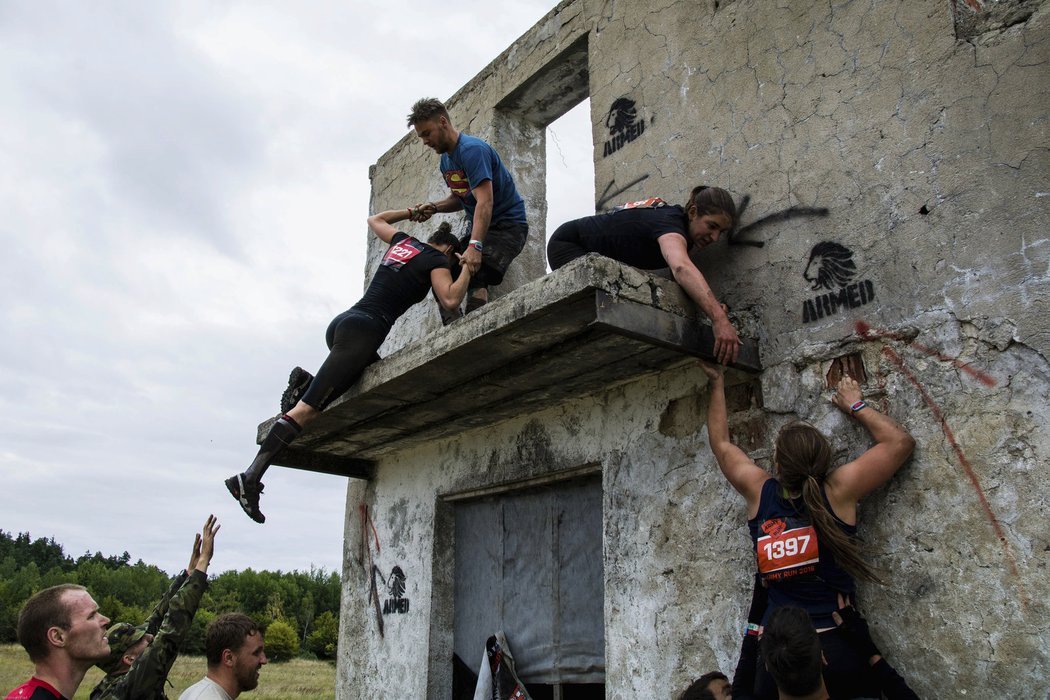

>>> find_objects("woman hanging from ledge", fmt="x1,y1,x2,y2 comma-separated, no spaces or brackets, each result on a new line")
546,185,742,364
226,209,472,523
699,362,914,699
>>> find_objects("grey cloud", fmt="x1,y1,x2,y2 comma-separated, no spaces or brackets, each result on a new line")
2,4,261,254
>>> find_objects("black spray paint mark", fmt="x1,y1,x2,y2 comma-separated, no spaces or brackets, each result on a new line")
801,242,876,323
596,174,651,211
602,97,647,157
729,194,830,247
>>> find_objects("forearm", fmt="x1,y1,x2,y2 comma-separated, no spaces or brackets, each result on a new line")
122,571,209,696
144,571,188,634
428,195,461,214
160,570,208,639
731,635,760,699
470,200,493,242
671,263,730,325
706,376,731,449
437,268,473,310
372,208,412,225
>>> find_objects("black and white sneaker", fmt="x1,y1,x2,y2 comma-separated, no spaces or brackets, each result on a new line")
280,367,314,413
225,473,266,523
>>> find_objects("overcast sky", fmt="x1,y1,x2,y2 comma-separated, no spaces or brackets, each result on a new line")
0,1,593,576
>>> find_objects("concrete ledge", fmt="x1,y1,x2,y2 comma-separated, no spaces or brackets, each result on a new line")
265,255,762,473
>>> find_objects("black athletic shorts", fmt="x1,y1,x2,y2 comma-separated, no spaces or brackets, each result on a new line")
460,217,529,288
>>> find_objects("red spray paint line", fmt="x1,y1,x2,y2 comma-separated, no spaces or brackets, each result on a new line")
855,321,996,387
875,341,1027,610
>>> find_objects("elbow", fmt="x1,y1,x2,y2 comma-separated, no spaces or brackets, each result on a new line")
899,433,916,459
437,291,463,312
668,261,693,281
670,262,708,294
886,432,916,471
709,438,731,460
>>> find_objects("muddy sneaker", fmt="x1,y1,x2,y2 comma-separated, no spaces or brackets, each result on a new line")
225,473,266,523
280,367,314,413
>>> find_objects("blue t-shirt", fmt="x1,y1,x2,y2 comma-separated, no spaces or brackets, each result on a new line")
440,134,526,225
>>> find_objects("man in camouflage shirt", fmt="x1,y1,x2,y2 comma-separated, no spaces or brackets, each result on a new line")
90,515,219,700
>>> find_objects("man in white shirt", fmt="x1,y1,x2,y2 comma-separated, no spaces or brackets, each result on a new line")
177,614,267,700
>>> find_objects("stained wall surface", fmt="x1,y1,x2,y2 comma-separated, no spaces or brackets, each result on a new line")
337,1,1049,697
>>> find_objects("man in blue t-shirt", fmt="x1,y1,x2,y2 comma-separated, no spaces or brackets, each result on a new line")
406,97,529,322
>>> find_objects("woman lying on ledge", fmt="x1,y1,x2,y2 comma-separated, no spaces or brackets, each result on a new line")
226,209,472,523
546,185,741,364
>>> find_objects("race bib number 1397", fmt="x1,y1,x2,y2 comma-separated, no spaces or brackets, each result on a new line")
756,523,820,575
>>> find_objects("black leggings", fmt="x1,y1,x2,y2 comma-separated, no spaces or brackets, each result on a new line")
546,219,589,271
300,309,390,411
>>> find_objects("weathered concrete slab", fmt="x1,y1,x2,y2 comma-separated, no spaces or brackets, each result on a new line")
263,254,761,470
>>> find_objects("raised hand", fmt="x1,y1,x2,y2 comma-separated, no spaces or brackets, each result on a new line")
185,533,202,575
195,515,220,573
832,375,864,413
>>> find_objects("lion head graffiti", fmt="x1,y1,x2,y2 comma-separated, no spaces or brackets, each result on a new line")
804,242,857,290
605,97,638,135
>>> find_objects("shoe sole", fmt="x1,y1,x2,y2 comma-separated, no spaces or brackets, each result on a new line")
280,367,314,414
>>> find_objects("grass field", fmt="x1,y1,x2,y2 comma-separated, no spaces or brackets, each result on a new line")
0,644,336,699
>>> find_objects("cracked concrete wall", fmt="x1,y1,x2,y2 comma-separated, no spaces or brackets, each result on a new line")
342,0,1049,696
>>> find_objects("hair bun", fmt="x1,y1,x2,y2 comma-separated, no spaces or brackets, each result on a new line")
437,221,451,234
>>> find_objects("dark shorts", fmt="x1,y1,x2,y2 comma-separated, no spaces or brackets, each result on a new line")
461,217,529,288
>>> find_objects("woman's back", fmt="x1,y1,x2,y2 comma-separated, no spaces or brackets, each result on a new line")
748,478,857,628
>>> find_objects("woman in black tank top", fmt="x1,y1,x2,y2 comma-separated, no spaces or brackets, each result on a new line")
226,208,473,523
699,361,914,699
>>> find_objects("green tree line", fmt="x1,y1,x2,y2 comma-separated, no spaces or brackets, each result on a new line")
0,530,341,661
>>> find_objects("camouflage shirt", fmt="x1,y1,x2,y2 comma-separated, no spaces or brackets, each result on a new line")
90,570,208,700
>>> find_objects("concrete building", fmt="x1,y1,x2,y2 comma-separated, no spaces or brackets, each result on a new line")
263,0,1049,696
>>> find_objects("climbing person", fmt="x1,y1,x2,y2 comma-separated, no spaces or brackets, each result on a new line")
406,97,529,324
547,187,742,364
225,210,472,523
699,363,915,699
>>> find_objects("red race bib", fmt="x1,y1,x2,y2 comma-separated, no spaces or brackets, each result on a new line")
382,238,424,270
756,523,820,576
